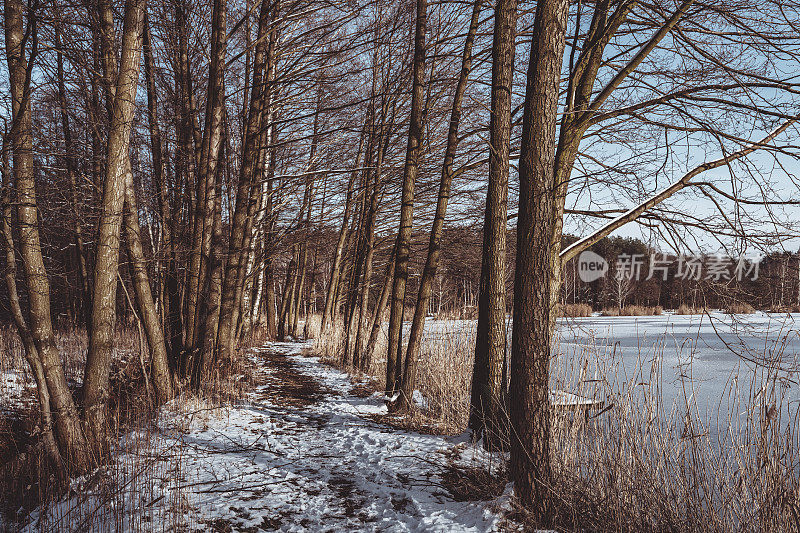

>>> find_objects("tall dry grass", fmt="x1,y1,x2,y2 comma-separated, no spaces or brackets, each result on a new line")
725,301,756,314
0,322,252,531
601,305,663,316
676,304,709,315
559,303,593,318
313,316,800,531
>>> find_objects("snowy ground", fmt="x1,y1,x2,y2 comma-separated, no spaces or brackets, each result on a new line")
18,341,512,532
0,369,35,416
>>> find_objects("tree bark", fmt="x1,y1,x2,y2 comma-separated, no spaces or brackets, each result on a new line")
198,160,225,382
217,0,273,362
278,247,298,340
510,0,569,520
385,0,428,400
84,0,147,458
4,0,92,473
186,0,227,356
263,144,278,339
122,167,175,403
1,136,65,483
469,0,517,441
399,0,482,411
178,0,202,353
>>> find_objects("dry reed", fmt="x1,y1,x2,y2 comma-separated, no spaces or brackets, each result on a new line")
313,314,800,531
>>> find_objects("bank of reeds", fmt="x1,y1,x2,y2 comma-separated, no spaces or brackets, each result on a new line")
600,305,663,316
313,314,800,531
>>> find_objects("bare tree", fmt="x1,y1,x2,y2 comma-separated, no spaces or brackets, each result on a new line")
4,0,92,473
469,0,517,441
400,0,483,411
385,0,428,402
510,0,569,518
84,0,147,457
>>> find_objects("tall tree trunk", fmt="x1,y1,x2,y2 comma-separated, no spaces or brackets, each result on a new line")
278,247,298,340
217,0,273,362
84,0,147,458
88,29,104,194
399,0,482,411
321,129,364,331
469,0,517,441
1,137,65,482
198,161,225,382
352,87,389,369
290,93,320,339
4,0,92,473
263,147,278,339
385,0,428,399
178,0,202,353
122,168,175,403
186,0,227,356
511,0,569,520
343,177,370,366
93,0,174,405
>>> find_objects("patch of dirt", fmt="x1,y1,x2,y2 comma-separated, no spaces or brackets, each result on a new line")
362,411,458,436
204,517,233,532
439,461,507,502
252,351,329,408
349,378,381,398
327,474,364,517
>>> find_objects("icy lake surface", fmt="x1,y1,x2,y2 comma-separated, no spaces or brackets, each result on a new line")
421,312,800,431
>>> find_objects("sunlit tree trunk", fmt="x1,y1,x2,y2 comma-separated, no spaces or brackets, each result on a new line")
93,0,174,406
217,0,273,362
1,138,65,482
510,0,569,520
186,0,227,359
123,168,175,403
278,246,298,340
198,161,225,381
178,0,202,354
84,0,147,458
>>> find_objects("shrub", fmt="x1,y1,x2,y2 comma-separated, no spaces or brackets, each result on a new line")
675,304,706,315
559,303,593,317
601,305,663,316
725,302,756,314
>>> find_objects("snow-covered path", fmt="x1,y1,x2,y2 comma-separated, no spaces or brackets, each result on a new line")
163,341,508,532
18,341,511,532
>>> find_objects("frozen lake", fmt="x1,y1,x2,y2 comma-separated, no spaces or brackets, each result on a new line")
419,312,800,432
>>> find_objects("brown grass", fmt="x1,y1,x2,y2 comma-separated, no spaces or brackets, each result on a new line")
601,305,663,316
725,301,756,314
675,304,708,315
559,303,593,317
313,314,800,531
